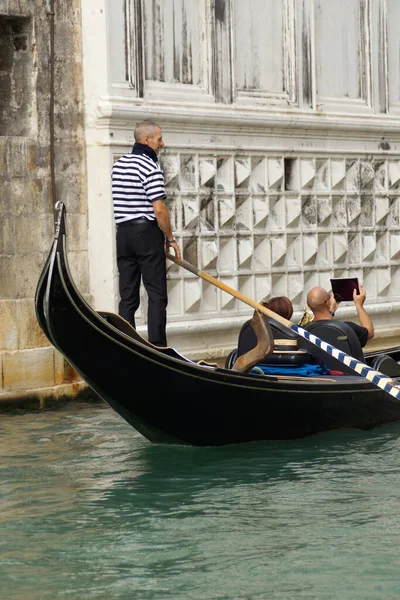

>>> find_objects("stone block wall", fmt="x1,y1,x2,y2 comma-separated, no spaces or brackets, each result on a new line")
0,1,89,403
160,151,400,312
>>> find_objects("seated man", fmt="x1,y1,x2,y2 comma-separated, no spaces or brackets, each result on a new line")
237,296,294,358
306,285,374,348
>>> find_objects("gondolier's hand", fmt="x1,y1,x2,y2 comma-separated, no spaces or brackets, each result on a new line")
166,238,181,260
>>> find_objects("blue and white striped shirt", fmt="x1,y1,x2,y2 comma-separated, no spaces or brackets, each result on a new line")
112,146,167,224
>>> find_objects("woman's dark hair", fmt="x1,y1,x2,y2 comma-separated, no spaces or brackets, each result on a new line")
261,296,293,320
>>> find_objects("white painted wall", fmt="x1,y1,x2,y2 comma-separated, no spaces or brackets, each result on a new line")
80,0,400,359
80,0,118,311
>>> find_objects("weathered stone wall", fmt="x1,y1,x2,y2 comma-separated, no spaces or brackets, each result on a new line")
0,0,88,403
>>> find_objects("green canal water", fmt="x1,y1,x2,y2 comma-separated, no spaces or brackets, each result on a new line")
1,399,400,600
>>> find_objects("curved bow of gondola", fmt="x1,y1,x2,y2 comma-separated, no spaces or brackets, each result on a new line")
34,203,65,349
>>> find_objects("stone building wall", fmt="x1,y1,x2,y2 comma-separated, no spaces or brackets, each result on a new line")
0,0,88,404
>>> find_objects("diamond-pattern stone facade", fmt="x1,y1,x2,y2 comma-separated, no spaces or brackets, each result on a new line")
145,153,400,323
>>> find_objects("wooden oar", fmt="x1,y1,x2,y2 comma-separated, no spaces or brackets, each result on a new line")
166,253,400,399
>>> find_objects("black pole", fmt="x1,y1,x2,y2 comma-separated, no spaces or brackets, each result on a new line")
49,0,56,215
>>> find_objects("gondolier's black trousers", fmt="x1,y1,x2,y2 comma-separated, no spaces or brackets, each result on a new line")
116,219,168,347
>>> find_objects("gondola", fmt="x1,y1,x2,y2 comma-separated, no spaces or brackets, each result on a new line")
35,202,400,447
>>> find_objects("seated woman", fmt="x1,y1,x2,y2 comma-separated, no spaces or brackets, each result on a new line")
237,296,294,358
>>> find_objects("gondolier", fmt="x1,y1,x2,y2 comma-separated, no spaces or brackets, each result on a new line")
111,120,181,347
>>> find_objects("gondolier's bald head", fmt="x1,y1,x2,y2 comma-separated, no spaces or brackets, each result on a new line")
134,120,160,142
307,286,330,312
134,120,165,155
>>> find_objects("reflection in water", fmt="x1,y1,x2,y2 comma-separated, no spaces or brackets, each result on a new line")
1,400,400,600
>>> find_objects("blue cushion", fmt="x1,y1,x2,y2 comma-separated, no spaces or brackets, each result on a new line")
250,363,330,377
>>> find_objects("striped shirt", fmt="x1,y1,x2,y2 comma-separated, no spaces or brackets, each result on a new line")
112,148,167,224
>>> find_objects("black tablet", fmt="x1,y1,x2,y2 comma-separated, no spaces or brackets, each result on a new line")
330,277,360,302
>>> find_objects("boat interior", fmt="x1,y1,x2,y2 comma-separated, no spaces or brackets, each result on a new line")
98,309,400,380
227,314,400,378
